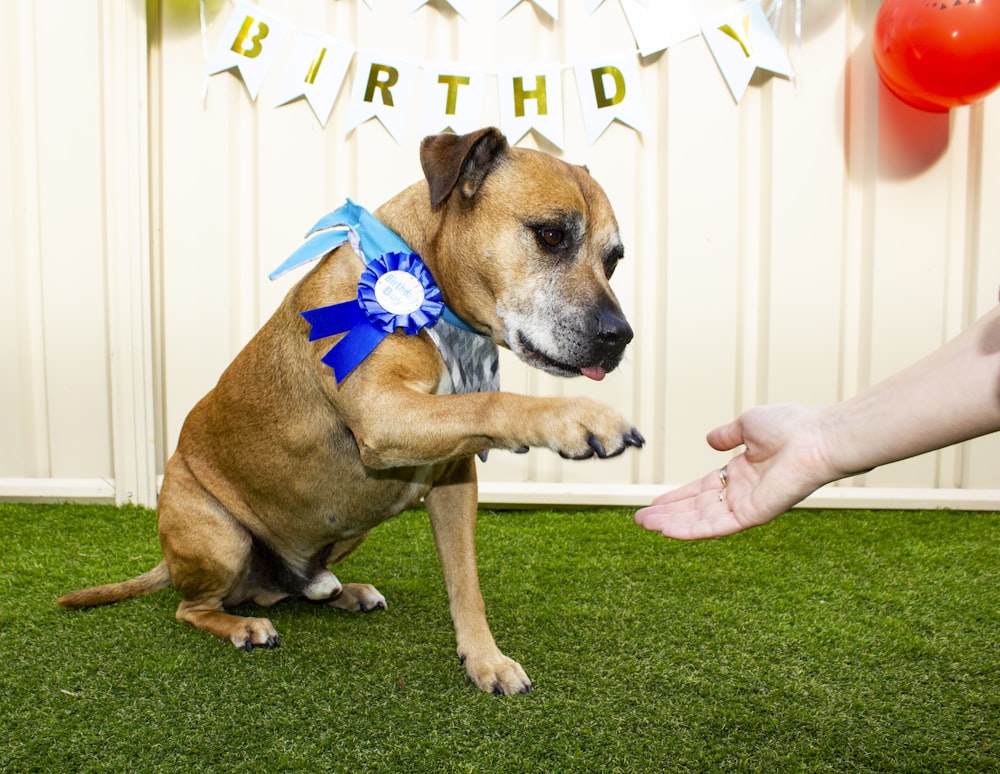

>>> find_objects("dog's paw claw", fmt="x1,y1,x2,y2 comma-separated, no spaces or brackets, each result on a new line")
558,448,595,461
587,435,607,458
235,634,280,651
490,681,529,695
625,429,645,448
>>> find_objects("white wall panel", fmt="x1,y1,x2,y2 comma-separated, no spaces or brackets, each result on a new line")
2,0,999,508
2,0,153,502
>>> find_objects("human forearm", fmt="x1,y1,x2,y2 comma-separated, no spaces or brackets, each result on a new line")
822,305,1000,478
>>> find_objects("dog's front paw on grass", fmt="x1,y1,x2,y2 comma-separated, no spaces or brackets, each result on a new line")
460,651,532,695
328,583,387,612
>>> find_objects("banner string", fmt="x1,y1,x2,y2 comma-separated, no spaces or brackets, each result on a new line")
200,0,211,104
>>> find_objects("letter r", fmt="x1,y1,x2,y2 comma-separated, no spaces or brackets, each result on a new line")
364,63,399,106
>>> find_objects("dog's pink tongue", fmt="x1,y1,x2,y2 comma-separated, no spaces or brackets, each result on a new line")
581,366,607,381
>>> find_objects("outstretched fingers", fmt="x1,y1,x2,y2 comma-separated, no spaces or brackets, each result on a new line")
635,459,758,540
646,468,722,507
634,501,747,540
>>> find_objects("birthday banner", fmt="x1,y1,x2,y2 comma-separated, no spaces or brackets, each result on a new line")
206,0,792,148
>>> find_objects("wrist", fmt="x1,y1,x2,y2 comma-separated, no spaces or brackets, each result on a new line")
814,402,875,483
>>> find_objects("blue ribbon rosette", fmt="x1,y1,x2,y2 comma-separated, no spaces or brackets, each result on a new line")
301,251,445,383
272,199,483,385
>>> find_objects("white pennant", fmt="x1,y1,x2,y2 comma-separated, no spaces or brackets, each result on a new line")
573,53,647,143
273,32,354,127
496,0,559,20
409,0,473,17
206,2,291,100
346,50,420,143
496,64,565,150
618,0,699,58
419,62,487,137
702,0,792,103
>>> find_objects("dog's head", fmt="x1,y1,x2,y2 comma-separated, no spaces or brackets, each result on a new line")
419,128,632,381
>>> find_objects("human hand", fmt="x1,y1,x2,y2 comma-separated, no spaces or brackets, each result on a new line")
634,404,837,540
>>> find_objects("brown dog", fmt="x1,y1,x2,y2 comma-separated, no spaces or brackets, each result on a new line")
59,128,642,695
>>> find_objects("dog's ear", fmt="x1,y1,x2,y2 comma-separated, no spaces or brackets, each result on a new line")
420,128,509,208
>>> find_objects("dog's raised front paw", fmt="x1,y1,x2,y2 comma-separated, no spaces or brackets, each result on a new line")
546,397,644,460
328,582,387,612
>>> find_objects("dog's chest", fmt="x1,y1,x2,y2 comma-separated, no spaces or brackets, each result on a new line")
321,464,438,537
426,322,499,396
385,464,437,516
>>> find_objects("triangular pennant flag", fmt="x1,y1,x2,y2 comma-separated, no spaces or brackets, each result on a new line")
496,0,559,20
496,63,565,149
272,32,354,127
419,63,487,136
409,0,473,17
702,0,792,103
206,2,291,100
573,53,647,143
345,50,420,143
618,0,699,58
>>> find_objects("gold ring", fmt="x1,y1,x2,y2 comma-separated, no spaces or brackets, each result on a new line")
719,467,729,488
718,488,727,502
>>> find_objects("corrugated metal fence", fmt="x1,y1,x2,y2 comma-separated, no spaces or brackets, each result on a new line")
2,0,999,508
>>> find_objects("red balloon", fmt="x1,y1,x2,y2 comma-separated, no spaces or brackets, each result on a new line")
873,0,1000,112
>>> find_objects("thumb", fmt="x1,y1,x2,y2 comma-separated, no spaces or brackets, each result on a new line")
706,417,745,453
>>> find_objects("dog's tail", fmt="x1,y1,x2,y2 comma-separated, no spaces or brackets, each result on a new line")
57,561,171,608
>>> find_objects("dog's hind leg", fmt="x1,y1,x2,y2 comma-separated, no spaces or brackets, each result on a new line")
424,458,531,695
175,599,280,650
158,461,281,650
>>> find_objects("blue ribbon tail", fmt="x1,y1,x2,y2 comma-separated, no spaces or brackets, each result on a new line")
308,198,412,264
301,301,366,341
269,229,351,280
322,323,387,383
307,199,366,235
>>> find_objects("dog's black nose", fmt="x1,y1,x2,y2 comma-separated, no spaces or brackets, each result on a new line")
594,307,633,351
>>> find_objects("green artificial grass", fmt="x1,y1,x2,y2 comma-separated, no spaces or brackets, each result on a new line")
0,502,997,773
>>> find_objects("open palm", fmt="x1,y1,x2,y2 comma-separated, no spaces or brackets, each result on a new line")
635,404,838,540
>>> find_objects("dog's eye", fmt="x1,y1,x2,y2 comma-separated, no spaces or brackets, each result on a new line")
528,218,578,254
539,228,564,247
604,245,624,279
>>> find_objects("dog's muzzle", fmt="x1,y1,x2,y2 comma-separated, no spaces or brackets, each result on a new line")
515,305,633,381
